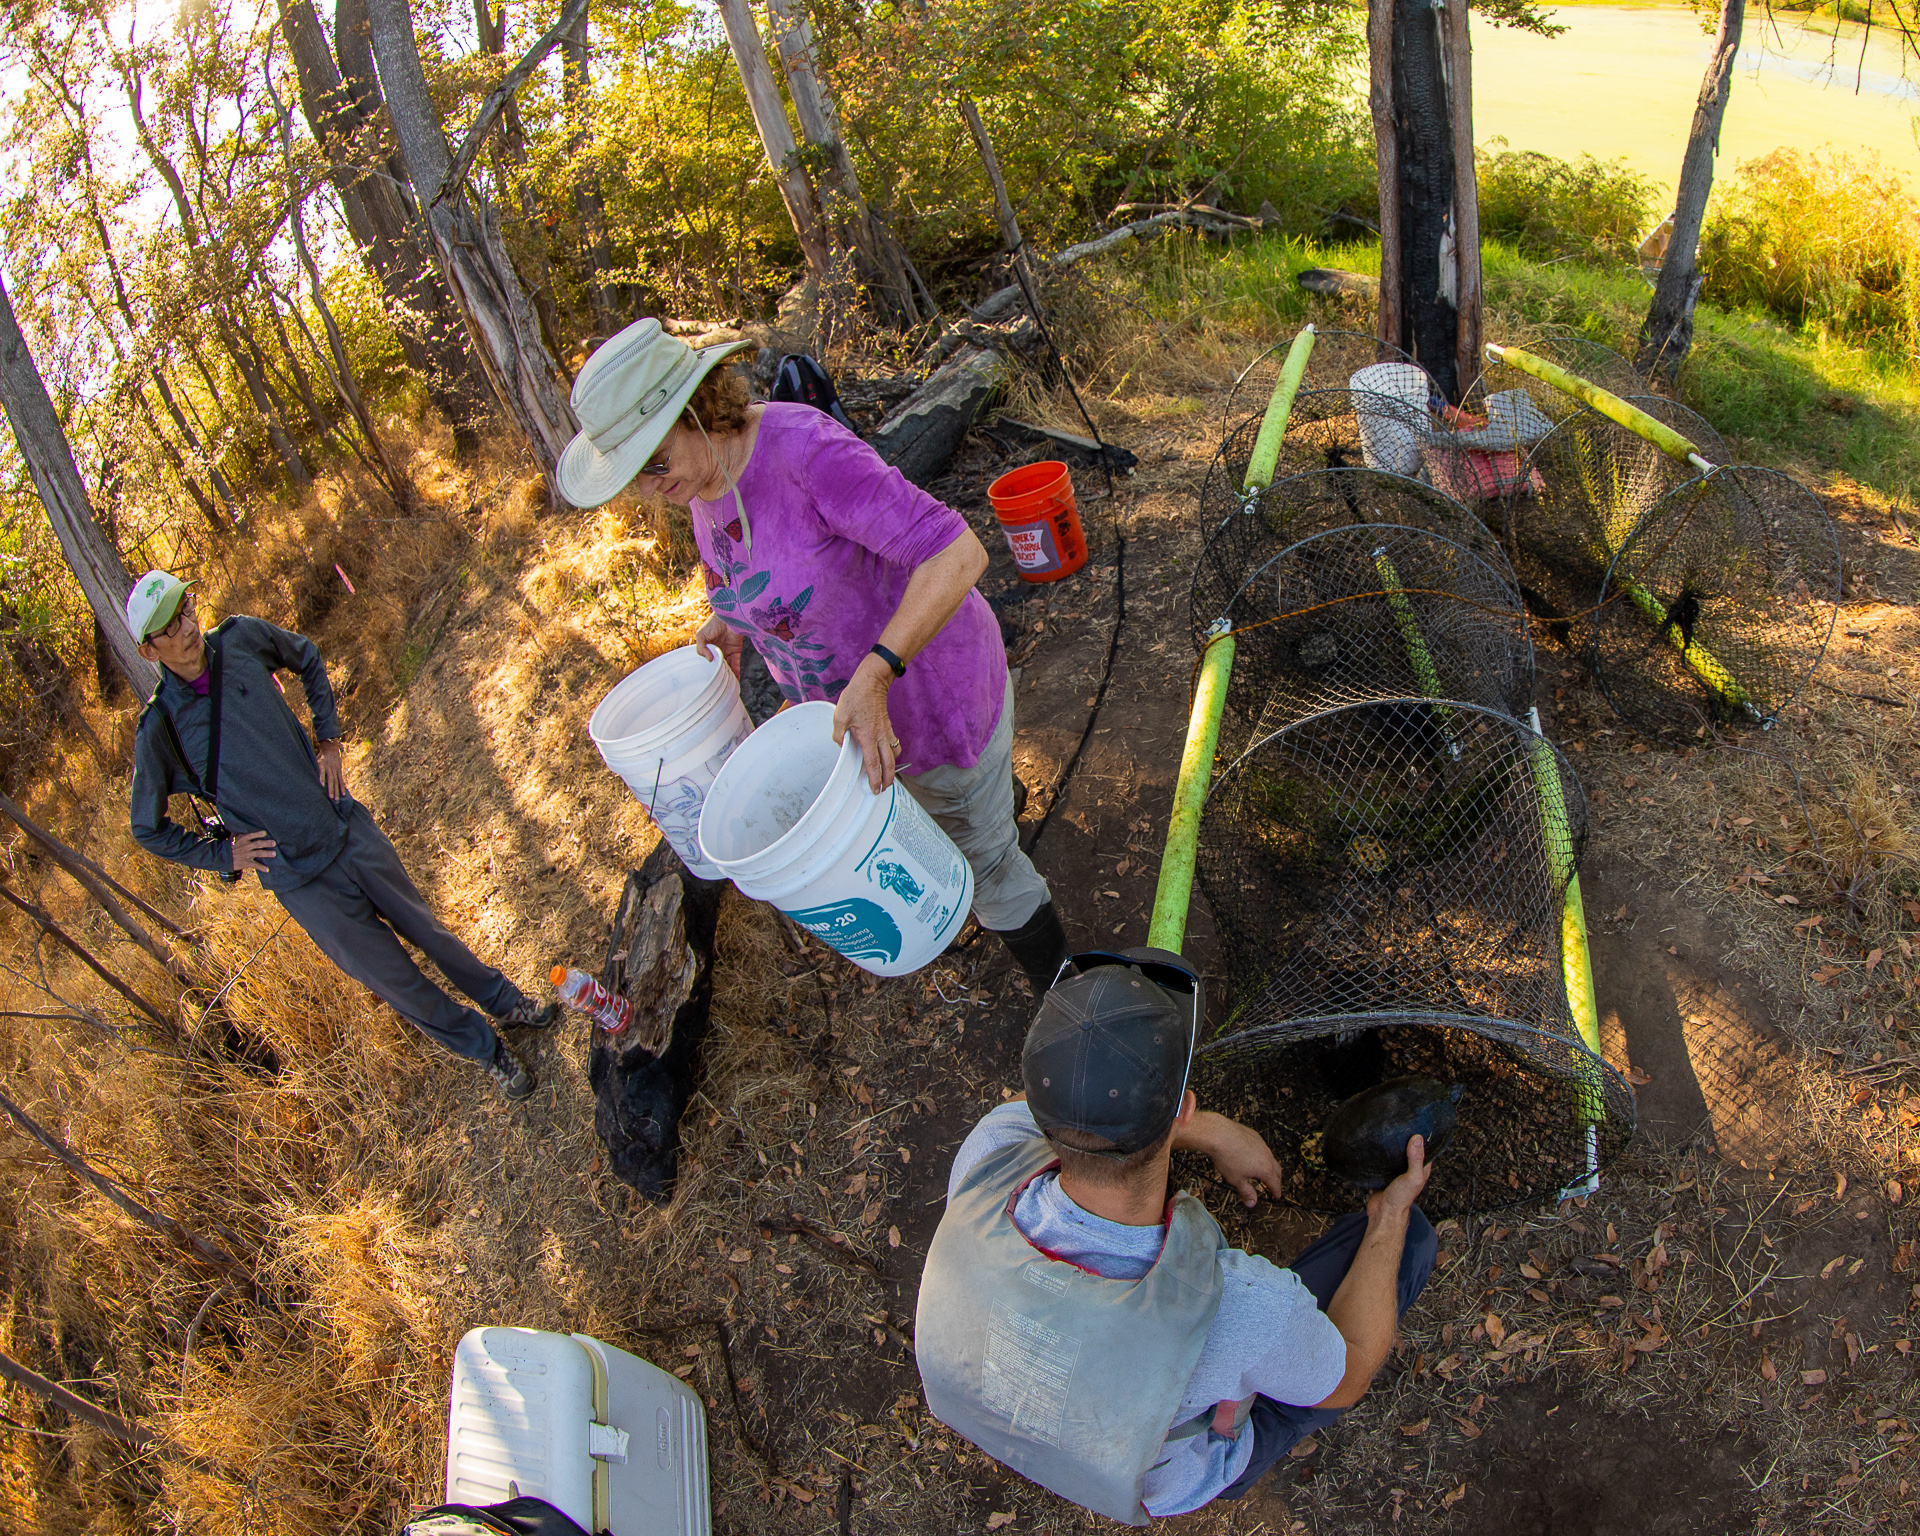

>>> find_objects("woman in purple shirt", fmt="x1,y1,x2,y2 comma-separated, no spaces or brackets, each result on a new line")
558,319,1068,989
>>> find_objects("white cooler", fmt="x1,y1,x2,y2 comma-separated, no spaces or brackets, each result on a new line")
444,1327,710,1536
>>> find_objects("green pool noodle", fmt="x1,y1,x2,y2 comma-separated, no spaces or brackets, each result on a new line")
1245,325,1317,493
1148,632,1236,953
1486,343,1705,467
1526,708,1606,1127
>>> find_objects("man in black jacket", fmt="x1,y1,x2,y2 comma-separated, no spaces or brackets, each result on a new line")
125,570,552,1099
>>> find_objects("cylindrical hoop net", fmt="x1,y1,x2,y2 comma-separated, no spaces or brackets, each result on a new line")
1594,464,1841,734
1188,522,1535,756
1189,702,1625,1217
1193,467,1511,644
1495,398,1733,664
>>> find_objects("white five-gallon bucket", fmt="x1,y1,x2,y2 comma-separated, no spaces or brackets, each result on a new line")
589,646,752,880
1349,363,1432,476
697,702,973,977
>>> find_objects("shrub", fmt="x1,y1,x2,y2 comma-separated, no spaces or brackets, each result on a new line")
1474,141,1659,264
1700,148,1920,357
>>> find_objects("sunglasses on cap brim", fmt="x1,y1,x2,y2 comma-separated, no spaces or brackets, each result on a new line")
1049,949,1202,1108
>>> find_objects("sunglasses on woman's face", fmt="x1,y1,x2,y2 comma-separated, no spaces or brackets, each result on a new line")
639,441,673,477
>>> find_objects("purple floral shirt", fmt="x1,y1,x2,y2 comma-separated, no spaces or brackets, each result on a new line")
693,403,1007,773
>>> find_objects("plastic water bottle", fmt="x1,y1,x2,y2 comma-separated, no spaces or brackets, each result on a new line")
551,966,634,1035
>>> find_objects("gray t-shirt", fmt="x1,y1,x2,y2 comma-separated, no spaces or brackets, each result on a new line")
946,1103,1347,1517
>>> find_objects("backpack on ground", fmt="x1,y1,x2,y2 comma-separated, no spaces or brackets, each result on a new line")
770,353,857,432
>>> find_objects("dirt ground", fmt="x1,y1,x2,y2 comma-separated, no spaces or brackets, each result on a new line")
3,328,1918,1535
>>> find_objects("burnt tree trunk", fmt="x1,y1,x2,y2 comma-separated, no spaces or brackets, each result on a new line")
588,843,722,1203
1386,0,1457,401
1636,0,1743,386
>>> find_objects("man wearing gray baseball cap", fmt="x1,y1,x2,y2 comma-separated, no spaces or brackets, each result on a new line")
914,948,1436,1524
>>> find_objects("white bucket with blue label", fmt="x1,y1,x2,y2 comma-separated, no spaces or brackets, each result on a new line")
589,646,753,880
696,701,972,977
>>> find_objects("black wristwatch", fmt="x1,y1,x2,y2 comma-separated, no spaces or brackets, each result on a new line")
870,642,906,678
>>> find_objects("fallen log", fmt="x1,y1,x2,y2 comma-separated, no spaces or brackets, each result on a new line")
995,418,1138,472
868,344,1006,487
1298,267,1380,299
588,842,723,1202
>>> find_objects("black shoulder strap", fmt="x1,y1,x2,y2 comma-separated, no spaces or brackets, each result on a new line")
204,629,224,800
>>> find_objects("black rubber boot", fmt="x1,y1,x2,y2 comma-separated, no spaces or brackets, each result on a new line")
995,901,1070,995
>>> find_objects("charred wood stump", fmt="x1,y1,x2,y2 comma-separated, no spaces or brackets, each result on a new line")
868,344,1006,487
588,841,723,1202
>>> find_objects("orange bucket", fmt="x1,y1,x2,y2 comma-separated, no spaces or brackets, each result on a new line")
987,461,1087,583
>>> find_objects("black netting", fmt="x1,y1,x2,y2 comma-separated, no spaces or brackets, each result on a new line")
1193,467,1510,646
1187,702,1622,1217
1495,399,1734,668
1593,464,1841,734
1180,1016,1634,1219
1222,328,1421,440
1187,522,1534,756
1197,701,1588,1034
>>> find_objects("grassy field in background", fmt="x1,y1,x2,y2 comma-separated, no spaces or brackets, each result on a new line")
1139,232,1920,511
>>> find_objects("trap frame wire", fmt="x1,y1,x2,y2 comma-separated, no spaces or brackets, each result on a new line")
1488,343,1841,735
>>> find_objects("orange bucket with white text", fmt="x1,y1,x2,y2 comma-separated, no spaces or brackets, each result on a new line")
987,461,1087,583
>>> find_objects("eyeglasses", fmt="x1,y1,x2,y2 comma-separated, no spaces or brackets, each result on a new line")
638,446,671,477
149,594,196,642
1050,949,1203,1104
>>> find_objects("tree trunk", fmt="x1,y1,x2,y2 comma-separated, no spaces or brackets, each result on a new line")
868,345,1006,487
0,275,154,696
714,0,832,282
1367,0,1403,369
1637,0,1743,385
1445,0,1482,397
1387,0,1458,401
278,0,486,444
364,0,577,480
561,10,624,336
768,0,919,321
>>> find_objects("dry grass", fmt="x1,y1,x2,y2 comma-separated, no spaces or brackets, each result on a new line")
1,286,1917,1536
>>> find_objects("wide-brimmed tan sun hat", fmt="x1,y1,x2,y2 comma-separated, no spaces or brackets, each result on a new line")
556,318,754,508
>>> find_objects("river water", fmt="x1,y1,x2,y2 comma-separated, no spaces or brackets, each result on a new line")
1464,5,1920,188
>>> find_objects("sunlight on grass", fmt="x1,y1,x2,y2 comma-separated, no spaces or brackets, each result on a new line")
1130,231,1920,509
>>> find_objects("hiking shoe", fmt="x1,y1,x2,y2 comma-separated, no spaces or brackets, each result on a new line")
497,996,560,1030
487,1039,534,1101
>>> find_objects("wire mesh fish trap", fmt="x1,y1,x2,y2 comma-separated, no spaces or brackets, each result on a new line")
1188,522,1535,757
1593,464,1841,734
1497,398,1732,665
1188,703,1627,1216
1194,467,1511,645
1222,329,1420,440
1198,402,1499,547
1182,1016,1635,1219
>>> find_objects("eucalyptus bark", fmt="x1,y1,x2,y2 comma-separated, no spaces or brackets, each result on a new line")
276,0,485,439
561,10,623,335
769,0,919,321
715,0,832,281
1637,0,1743,384
364,0,577,479
0,275,154,696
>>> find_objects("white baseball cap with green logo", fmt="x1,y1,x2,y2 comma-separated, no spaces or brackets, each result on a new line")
125,570,190,642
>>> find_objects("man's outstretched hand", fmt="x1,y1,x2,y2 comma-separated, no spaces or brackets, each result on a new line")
1179,1111,1285,1210
1367,1134,1431,1224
